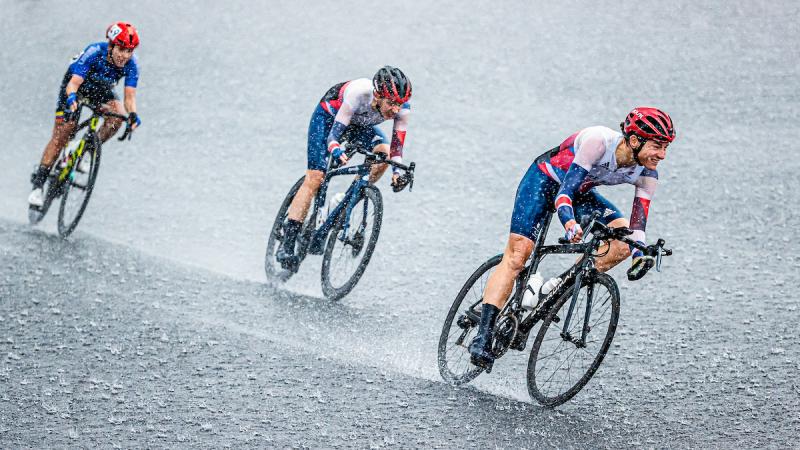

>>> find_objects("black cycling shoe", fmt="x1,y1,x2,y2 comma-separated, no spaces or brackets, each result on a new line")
30,165,49,189
276,219,302,271
468,303,500,372
275,246,299,272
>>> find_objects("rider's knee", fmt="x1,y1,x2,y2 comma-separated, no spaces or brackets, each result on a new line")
106,118,123,131
504,236,533,273
305,170,325,189
611,240,631,261
373,143,390,155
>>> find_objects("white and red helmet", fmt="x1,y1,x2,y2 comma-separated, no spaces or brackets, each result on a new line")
106,22,140,49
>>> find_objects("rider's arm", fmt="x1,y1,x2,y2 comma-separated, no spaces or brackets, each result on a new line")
64,75,84,97
630,170,657,258
123,87,137,113
122,57,140,128
123,86,139,128
326,95,355,157
389,104,410,175
554,133,606,230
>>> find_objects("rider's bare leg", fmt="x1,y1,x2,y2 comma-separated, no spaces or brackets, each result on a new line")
97,100,126,143
287,169,325,222
482,233,535,309
594,217,632,272
368,143,390,183
39,119,78,168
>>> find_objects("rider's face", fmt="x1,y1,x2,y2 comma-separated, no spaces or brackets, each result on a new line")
374,95,403,119
109,45,134,68
636,137,669,170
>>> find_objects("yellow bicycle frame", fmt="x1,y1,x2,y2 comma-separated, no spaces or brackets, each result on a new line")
57,116,100,182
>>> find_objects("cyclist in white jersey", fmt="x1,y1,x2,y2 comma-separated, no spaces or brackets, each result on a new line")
469,107,676,370
276,66,412,268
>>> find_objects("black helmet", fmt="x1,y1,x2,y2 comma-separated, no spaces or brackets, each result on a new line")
372,66,412,104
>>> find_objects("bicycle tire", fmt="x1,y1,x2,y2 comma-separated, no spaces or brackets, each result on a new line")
57,137,101,238
320,185,382,300
264,176,309,281
527,272,620,407
437,254,503,385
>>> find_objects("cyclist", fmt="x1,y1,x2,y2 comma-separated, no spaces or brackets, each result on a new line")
275,66,412,268
469,107,676,369
28,22,142,207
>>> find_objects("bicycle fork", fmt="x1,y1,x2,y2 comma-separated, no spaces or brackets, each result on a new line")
560,265,595,348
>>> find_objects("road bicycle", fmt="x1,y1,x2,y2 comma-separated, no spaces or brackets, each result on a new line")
265,144,415,300
438,211,671,406
28,102,133,238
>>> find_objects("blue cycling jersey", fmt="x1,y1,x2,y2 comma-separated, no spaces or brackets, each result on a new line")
68,42,139,89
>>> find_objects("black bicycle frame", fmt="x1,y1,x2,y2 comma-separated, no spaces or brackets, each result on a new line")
307,160,374,252
306,147,413,253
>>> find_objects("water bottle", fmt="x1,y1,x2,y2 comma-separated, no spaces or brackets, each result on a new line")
330,192,345,212
541,277,562,297
521,272,544,311
316,198,326,228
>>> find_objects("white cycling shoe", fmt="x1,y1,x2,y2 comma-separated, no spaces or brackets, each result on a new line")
28,188,44,207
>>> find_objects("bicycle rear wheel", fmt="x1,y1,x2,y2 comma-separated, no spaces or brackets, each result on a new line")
320,185,382,300
437,254,504,385
57,137,101,238
264,176,314,282
527,272,620,407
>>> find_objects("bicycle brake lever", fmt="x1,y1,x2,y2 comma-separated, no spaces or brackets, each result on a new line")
117,123,133,141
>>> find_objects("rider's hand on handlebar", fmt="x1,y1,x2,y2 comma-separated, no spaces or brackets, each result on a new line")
627,254,655,281
391,172,412,192
331,146,349,166
66,93,78,112
565,220,583,243
128,112,141,130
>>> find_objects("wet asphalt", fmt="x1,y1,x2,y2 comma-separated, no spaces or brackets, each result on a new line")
1,0,800,447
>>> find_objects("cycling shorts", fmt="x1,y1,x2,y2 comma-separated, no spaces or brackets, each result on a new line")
510,161,624,241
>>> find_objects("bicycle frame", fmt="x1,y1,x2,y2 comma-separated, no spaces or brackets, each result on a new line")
57,115,101,183
55,103,130,184
510,211,605,347
305,154,378,254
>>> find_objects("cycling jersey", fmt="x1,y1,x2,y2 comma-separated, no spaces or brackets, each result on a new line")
55,42,139,119
68,42,139,90
511,126,657,253
540,126,657,247
319,78,410,169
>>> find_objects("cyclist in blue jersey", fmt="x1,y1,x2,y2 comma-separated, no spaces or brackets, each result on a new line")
468,108,677,370
275,66,413,268
28,22,142,207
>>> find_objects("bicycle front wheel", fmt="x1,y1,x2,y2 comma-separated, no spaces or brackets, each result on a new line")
320,185,382,300
57,137,101,238
527,272,620,407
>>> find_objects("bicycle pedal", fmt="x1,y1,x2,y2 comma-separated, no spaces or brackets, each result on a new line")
510,332,529,351
307,235,326,255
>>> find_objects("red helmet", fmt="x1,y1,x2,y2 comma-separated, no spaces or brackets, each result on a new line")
373,66,412,104
106,22,139,49
621,107,675,143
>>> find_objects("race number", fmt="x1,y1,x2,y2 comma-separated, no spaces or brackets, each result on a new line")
107,24,123,40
